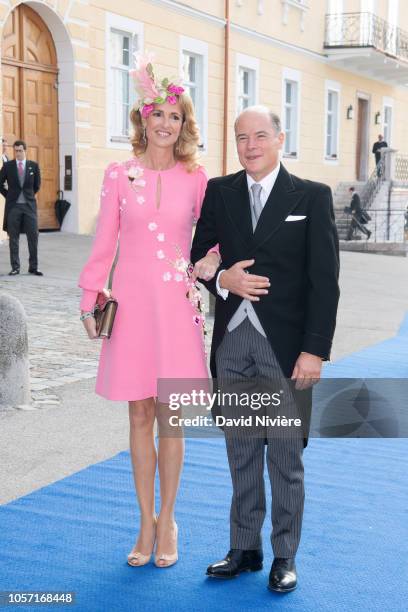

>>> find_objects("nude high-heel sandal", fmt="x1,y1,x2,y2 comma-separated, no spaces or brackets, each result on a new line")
154,522,178,568
127,515,157,567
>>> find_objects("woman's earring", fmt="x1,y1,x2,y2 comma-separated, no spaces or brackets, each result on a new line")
142,127,147,144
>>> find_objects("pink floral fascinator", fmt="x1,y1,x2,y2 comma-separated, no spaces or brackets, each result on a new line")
130,51,185,119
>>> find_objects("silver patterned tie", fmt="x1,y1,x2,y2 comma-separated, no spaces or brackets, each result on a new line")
251,183,263,226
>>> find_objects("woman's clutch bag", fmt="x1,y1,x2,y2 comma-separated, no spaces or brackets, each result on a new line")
93,291,118,339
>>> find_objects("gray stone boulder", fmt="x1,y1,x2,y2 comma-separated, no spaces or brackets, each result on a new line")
0,293,30,410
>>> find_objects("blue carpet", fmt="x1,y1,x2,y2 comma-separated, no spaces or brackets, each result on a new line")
1,439,407,612
1,316,408,611
325,313,408,378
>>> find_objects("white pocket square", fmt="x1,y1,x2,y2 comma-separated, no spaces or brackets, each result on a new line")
285,215,306,222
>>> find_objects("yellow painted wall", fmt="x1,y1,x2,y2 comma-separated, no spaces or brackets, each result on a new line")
1,0,408,238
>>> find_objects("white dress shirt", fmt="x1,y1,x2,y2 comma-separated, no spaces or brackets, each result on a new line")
16,158,28,204
216,163,281,335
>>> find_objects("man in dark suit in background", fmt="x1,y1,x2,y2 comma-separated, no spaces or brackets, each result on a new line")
191,106,339,594
372,134,388,177
346,186,371,240
0,140,42,276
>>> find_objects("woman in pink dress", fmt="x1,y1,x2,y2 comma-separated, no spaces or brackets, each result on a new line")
78,55,219,568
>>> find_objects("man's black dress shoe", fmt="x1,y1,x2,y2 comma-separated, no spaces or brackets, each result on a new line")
8,269,19,275
28,269,43,276
206,549,263,579
268,558,297,593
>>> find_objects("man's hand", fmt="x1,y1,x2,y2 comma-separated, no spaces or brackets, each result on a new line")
219,259,270,301
291,352,322,390
191,252,221,281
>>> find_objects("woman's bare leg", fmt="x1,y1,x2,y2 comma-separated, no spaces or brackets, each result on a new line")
128,398,157,560
155,403,184,565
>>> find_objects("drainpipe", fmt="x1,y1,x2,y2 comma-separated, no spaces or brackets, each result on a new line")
222,0,230,176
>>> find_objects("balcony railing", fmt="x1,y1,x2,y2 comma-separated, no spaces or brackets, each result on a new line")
359,156,387,210
324,12,408,63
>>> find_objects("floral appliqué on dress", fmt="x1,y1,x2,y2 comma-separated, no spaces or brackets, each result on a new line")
167,245,207,336
117,160,146,213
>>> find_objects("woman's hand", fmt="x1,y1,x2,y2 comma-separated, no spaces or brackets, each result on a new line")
81,313,98,339
191,252,221,281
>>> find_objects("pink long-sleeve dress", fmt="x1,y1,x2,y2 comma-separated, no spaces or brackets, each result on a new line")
79,158,209,401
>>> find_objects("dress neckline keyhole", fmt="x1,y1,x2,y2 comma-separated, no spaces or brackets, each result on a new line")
156,174,162,210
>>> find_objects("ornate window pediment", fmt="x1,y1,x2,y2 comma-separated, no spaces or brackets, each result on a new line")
281,0,309,32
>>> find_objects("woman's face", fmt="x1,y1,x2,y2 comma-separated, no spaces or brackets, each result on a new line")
144,100,183,151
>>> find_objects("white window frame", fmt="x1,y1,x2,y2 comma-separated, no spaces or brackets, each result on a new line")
105,13,144,150
179,36,208,154
236,53,259,114
324,80,340,163
382,97,393,146
282,68,301,161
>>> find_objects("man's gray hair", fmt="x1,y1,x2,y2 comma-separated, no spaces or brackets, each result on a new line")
234,105,282,134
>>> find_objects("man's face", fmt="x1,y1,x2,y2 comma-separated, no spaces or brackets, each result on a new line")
14,145,26,161
378,134,383,141
235,111,284,181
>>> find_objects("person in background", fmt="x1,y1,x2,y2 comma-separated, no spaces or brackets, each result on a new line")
372,134,388,177
346,187,371,241
0,140,42,276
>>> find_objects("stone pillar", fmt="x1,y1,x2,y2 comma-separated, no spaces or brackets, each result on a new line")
381,147,397,181
0,293,30,410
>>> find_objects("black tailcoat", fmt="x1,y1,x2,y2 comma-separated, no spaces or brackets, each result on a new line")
191,164,340,382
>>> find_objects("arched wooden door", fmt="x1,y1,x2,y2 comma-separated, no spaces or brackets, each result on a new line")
2,4,59,229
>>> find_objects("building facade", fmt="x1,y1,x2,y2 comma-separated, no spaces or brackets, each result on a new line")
1,0,407,236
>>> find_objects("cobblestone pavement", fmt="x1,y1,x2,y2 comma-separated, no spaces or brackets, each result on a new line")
0,263,213,411
0,273,99,409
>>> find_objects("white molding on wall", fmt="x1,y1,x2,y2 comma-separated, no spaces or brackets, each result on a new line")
235,52,260,113
63,0,75,23
281,0,309,31
105,12,144,151
66,17,89,28
382,95,394,145
147,0,225,27
179,35,209,154
324,78,341,164
71,38,89,48
282,67,301,161
231,22,327,62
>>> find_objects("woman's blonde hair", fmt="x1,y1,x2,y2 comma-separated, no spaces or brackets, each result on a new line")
130,94,201,172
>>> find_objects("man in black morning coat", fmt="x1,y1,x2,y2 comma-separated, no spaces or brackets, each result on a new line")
191,106,340,594
0,140,42,275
